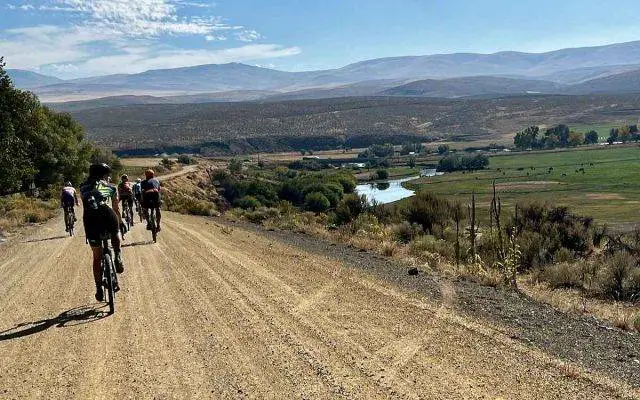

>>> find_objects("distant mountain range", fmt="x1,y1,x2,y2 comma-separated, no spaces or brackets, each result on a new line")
8,40,640,104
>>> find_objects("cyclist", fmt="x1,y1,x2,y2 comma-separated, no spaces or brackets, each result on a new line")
60,182,79,229
117,174,135,225
80,163,126,302
133,178,143,214
141,169,162,232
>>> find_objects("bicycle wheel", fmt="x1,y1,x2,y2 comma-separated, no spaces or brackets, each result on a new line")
65,209,74,236
103,253,116,314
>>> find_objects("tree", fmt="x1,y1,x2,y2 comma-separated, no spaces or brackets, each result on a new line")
567,131,584,147
607,128,619,144
408,156,416,169
0,57,92,194
546,124,570,146
437,144,450,155
375,169,389,180
584,130,599,145
619,126,631,143
514,126,540,149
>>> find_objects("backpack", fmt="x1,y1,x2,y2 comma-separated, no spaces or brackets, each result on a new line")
80,179,114,211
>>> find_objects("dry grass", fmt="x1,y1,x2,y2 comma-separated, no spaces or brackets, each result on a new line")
0,194,59,236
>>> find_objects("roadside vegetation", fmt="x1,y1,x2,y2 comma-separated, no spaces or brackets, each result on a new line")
202,147,640,332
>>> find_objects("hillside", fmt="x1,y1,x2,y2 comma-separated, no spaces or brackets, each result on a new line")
7,69,63,89
14,40,640,102
381,76,563,97
59,94,640,155
569,70,640,94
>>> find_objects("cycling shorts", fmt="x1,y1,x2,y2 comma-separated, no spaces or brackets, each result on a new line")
83,205,119,247
142,191,160,209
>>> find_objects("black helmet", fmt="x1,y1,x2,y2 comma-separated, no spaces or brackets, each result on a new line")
89,163,111,178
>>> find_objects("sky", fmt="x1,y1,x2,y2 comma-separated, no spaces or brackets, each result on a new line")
1,0,640,79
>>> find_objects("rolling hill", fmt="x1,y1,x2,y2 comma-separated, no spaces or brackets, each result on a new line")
11,40,640,102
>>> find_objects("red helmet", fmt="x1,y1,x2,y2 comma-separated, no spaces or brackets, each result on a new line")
145,169,155,179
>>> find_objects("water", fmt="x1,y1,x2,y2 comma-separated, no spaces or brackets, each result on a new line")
355,169,444,205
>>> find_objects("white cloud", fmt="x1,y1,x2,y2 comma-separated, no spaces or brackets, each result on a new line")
0,1,301,78
68,44,302,76
236,29,262,42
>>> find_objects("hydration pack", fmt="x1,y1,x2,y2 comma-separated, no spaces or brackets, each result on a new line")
80,179,111,211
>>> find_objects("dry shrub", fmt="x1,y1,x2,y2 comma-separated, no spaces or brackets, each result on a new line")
410,235,455,260
0,194,59,233
594,252,640,301
544,262,584,290
381,241,397,257
392,221,422,244
164,193,218,216
633,314,640,332
614,312,633,331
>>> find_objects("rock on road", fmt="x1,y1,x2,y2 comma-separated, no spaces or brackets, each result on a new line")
0,211,637,399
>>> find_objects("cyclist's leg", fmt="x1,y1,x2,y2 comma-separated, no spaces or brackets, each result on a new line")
156,206,161,230
105,206,124,273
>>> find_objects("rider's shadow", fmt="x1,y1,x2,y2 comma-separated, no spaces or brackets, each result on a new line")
0,304,109,341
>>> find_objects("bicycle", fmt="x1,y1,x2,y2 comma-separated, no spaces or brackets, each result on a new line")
63,205,75,236
122,200,134,231
148,206,159,243
135,198,144,223
99,235,119,314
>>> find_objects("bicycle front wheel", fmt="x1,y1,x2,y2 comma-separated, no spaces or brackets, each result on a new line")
103,253,116,314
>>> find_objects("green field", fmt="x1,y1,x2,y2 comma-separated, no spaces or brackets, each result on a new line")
406,145,640,230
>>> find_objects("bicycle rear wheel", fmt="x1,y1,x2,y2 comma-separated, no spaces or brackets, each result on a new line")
103,253,116,314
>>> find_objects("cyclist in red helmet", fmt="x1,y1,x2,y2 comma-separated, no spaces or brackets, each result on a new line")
141,169,162,232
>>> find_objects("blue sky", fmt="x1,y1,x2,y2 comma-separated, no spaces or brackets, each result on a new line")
1,0,639,78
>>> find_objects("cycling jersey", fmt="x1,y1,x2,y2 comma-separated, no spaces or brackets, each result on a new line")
80,178,119,247
118,181,133,198
133,182,142,197
80,179,117,210
61,186,77,207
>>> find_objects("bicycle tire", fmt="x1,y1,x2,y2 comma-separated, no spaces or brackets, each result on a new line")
103,253,116,314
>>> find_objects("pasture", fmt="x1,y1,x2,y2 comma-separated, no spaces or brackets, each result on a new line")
407,145,640,230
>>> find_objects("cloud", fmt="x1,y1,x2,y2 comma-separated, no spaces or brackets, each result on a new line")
63,44,302,77
0,1,301,78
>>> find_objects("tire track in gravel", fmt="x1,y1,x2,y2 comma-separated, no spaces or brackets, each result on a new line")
0,211,638,399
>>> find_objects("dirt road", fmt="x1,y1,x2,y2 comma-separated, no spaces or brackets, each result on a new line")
0,211,637,399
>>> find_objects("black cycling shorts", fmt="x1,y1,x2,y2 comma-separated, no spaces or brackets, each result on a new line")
142,191,160,209
83,205,119,247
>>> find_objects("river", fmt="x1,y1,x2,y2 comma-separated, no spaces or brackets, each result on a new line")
355,169,443,204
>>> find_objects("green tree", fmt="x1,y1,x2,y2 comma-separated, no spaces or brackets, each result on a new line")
375,169,389,180
408,156,416,169
584,130,599,144
228,158,243,174
567,131,584,147
437,144,450,155
0,57,92,194
514,126,540,149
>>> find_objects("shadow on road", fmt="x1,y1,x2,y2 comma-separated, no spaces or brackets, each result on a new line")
0,304,109,341
22,235,69,243
122,240,154,248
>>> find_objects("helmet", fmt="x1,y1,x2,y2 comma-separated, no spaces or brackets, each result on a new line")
145,169,155,179
65,181,72,187
89,163,111,178
136,178,142,183
121,174,128,181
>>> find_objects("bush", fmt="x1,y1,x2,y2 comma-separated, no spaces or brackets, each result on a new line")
544,262,584,289
177,154,196,165
349,213,383,235
236,196,262,210
375,169,389,180
241,207,281,224
333,194,369,225
595,252,638,300
305,192,330,213
402,191,450,236
393,221,422,243
229,158,243,174
409,235,455,260
303,183,340,207
165,194,217,216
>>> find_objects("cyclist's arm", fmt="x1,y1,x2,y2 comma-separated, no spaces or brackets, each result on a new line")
111,192,123,224
73,190,79,206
